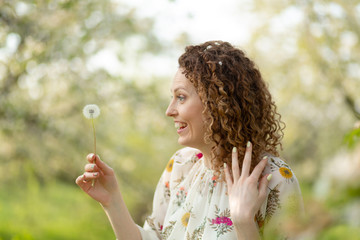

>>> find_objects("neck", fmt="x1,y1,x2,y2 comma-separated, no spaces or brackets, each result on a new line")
197,145,214,169
203,153,213,169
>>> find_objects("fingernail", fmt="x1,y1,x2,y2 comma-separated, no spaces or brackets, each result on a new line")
232,147,237,153
263,156,268,160
247,141,251,148
93,172,98,176
224,163,227,169
267,174,272,181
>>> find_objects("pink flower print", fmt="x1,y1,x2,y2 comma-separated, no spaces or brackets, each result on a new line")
208,206,234,237
179,186,185,191
211,217,233,226
190,152,203,163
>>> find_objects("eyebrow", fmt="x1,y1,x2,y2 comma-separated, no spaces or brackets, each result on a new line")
170,87,188,93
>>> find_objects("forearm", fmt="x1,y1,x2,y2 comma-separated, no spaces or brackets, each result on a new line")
234,221,261,240
102,192,142,240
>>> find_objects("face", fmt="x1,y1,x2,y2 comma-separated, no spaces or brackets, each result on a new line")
166,69,207,149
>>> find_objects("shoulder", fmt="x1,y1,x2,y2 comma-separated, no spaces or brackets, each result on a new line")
164,147,202,174
169,147,202,165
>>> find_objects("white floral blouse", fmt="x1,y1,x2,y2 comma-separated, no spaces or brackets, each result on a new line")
136,147,303,240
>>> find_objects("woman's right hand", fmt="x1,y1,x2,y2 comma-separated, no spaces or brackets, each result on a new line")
75,153,120,207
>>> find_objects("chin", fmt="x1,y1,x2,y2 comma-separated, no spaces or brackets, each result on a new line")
178,138,188,146
177,138,200,150
178,138,192,147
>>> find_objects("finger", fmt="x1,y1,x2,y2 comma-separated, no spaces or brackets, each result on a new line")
224,163,233,189
258,174,271,202
94,155,114,175
241,141,252,177
75,174,85,185
83,172,100,179
87,153,96,163
250,156,268,180
75,174,89,187
76,174,95,193
232,147,240,180
84,163,98,172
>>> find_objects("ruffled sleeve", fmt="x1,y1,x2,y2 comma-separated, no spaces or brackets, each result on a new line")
136,152,176,239
256,156,304,239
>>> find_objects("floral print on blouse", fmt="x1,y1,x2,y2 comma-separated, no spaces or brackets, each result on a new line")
136,147,303,239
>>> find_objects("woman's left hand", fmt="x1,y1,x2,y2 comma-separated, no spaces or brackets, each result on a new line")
224,142,271,227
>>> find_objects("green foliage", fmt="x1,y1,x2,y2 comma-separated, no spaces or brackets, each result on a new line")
0,182,114,240
318,225,360,240
343,127,360,148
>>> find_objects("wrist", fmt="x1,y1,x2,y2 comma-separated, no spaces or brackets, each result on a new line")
101,191,122,210
233,213,256,228
234,220,261,240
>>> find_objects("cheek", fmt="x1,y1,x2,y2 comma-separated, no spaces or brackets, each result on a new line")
193,106,205,128
192,113,206,131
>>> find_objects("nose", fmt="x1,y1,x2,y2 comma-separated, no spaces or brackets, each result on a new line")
166,100,177,117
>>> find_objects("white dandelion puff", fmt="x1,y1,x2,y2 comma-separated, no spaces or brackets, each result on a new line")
83,104,100,119
218,61,222,66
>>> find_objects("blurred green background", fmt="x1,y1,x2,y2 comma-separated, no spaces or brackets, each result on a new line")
1,0,360,239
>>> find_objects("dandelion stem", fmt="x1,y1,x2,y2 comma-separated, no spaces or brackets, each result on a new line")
92,118,96,156
91,118,96,187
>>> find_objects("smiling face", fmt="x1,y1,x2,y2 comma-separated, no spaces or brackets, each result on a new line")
166,69,207,150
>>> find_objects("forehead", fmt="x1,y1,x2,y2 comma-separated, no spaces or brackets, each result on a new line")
171,69,194,91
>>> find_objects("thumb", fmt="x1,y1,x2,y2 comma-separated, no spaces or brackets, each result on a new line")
94,155,114,176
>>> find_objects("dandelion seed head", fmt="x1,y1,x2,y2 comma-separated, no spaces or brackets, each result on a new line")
83,104,100,119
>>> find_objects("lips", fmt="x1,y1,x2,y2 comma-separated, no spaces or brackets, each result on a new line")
175,122,188,133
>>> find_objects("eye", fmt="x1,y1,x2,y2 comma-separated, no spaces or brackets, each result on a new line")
177,95,185,102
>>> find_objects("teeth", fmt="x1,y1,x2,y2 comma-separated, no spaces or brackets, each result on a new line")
175,122,187,129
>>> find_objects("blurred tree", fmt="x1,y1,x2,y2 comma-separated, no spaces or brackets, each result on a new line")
0,0,179,227
245,0,360,238
246,0,360,177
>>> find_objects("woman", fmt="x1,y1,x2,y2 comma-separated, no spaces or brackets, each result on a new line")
76,41,303,239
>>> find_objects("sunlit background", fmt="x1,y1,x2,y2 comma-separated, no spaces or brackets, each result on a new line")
1,0,360,239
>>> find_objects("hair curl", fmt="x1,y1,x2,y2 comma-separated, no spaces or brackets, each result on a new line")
178,41,285,177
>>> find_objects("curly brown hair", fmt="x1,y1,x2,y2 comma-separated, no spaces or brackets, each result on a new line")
178,40,285,176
